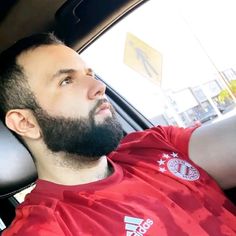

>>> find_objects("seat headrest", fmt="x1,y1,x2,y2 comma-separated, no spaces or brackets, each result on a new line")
0,121,37,198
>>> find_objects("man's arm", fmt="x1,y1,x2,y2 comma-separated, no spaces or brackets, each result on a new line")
189,115,236,189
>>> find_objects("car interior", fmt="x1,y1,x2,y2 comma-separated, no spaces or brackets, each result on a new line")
0,0,235,234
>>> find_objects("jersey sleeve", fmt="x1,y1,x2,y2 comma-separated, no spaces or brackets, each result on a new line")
2,205,66,236
153,125,199,156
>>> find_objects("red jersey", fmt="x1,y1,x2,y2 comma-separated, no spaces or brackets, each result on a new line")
3,126,236,236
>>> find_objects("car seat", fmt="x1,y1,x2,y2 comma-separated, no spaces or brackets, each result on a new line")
0,120,37,232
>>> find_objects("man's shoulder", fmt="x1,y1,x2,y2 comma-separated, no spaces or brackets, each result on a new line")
119,125,165,143
2,203,63,236
117,125,187,148
119,125,193,142
109,125,197,162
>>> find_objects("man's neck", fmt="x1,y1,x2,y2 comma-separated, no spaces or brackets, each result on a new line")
36,155,113,185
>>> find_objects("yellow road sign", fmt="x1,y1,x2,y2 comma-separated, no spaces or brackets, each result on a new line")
124,32,162,85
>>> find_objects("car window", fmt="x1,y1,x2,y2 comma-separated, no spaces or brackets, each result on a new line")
81,0,236,128
14,185,35,203
0,217,6,231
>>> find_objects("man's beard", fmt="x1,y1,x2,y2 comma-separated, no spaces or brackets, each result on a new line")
32,99,123,161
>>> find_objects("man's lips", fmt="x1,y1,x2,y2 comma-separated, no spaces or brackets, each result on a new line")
95,102,111,115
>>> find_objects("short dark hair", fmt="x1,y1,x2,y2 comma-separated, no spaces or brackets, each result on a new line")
0,32,63,123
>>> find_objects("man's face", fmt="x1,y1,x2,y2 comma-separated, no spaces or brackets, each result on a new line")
17,44,123,158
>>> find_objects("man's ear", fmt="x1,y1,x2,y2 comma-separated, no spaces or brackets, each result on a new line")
5,109,41,139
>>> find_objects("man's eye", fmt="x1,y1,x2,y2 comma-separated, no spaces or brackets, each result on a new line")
60,77,73,86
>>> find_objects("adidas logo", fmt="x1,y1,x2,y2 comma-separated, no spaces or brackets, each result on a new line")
124,216,153,236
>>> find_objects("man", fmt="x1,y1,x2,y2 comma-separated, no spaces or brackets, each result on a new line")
0,33,235,236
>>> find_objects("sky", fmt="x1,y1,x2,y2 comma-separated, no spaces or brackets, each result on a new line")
176,0,236,70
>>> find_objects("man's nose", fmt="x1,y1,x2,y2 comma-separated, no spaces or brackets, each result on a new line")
88,78,106,99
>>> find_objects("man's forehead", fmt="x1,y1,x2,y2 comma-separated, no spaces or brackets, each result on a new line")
17,44,86,76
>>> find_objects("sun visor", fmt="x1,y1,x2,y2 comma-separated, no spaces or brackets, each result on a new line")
55,0,144,50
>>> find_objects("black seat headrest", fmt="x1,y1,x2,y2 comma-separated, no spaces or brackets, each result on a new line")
0,121,37,199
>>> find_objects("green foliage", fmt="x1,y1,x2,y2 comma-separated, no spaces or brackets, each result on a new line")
217,80,236,103
229,80,236,95
218,89,230,103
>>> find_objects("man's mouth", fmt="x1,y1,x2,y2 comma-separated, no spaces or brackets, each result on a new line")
95,102,112,115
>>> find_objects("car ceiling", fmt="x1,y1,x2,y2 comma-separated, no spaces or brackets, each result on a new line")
0,0,65,52
0,0,146,53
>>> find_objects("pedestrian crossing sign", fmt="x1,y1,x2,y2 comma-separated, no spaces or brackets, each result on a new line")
124,32,162,85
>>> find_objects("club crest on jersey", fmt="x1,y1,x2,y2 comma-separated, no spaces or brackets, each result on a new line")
157,152,200,181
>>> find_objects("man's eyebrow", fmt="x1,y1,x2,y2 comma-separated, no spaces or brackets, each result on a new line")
52,69,76,79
